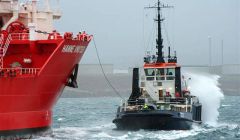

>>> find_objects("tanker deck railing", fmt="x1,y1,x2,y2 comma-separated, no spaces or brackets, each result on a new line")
10,33,30,40
9,32,92,41
0,68,40,77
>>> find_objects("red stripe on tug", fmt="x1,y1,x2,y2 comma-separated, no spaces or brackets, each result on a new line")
0,21,92,133
144,63,179,68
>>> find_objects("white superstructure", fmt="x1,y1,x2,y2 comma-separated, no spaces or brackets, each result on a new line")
0,0,61,39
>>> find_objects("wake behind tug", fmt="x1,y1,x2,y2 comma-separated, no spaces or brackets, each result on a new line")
113,0,202,130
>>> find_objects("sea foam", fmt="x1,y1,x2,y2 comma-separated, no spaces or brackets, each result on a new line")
184,72,224,126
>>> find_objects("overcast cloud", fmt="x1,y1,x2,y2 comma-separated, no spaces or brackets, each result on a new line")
53,0,240,68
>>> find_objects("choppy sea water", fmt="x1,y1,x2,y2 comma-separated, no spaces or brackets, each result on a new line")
34,95,240,140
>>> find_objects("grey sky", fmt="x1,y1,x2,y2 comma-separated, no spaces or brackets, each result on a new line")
54,0,239,68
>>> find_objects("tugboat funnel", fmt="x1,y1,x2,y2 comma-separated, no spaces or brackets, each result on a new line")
129,68,141,100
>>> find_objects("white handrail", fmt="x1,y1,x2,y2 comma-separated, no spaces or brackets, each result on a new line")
0,34,3,48
0,68,40,76
2,35,12,56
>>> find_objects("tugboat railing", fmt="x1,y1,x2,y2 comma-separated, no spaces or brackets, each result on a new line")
120,97,197,113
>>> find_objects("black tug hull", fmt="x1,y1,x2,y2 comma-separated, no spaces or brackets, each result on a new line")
113,112,193,130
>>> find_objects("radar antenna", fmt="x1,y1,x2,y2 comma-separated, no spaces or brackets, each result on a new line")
145,0,173,63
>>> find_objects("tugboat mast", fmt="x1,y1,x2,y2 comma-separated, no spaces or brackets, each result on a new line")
146,0,173,63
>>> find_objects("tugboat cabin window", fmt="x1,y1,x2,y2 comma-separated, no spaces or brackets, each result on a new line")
144,68,155,80
156,69,165,80
145,68,175,81
156,68,175,80
166,68,175,80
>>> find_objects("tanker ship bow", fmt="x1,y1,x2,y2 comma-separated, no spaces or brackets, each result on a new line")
0,0,92,138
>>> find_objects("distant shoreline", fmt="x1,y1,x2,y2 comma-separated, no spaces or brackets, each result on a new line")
61,73,240,98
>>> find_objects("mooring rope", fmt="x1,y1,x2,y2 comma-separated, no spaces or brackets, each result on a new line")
92,37,124,100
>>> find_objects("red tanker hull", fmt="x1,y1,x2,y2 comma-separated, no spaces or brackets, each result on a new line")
0,37,91,132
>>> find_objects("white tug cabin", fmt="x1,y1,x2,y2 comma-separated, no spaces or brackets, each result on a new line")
140,62,183,103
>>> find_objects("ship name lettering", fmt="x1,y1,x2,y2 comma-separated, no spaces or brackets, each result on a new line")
62,45,85,53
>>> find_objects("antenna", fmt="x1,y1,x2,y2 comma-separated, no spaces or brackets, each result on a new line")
145,0,173,63
168,46,171,58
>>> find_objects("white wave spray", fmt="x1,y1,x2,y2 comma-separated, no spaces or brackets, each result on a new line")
184,72,224,126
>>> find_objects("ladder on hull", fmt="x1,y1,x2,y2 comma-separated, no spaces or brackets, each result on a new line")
0,34,12,69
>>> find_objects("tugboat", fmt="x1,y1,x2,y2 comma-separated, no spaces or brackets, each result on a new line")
0,0,92,138
113,0,202,130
